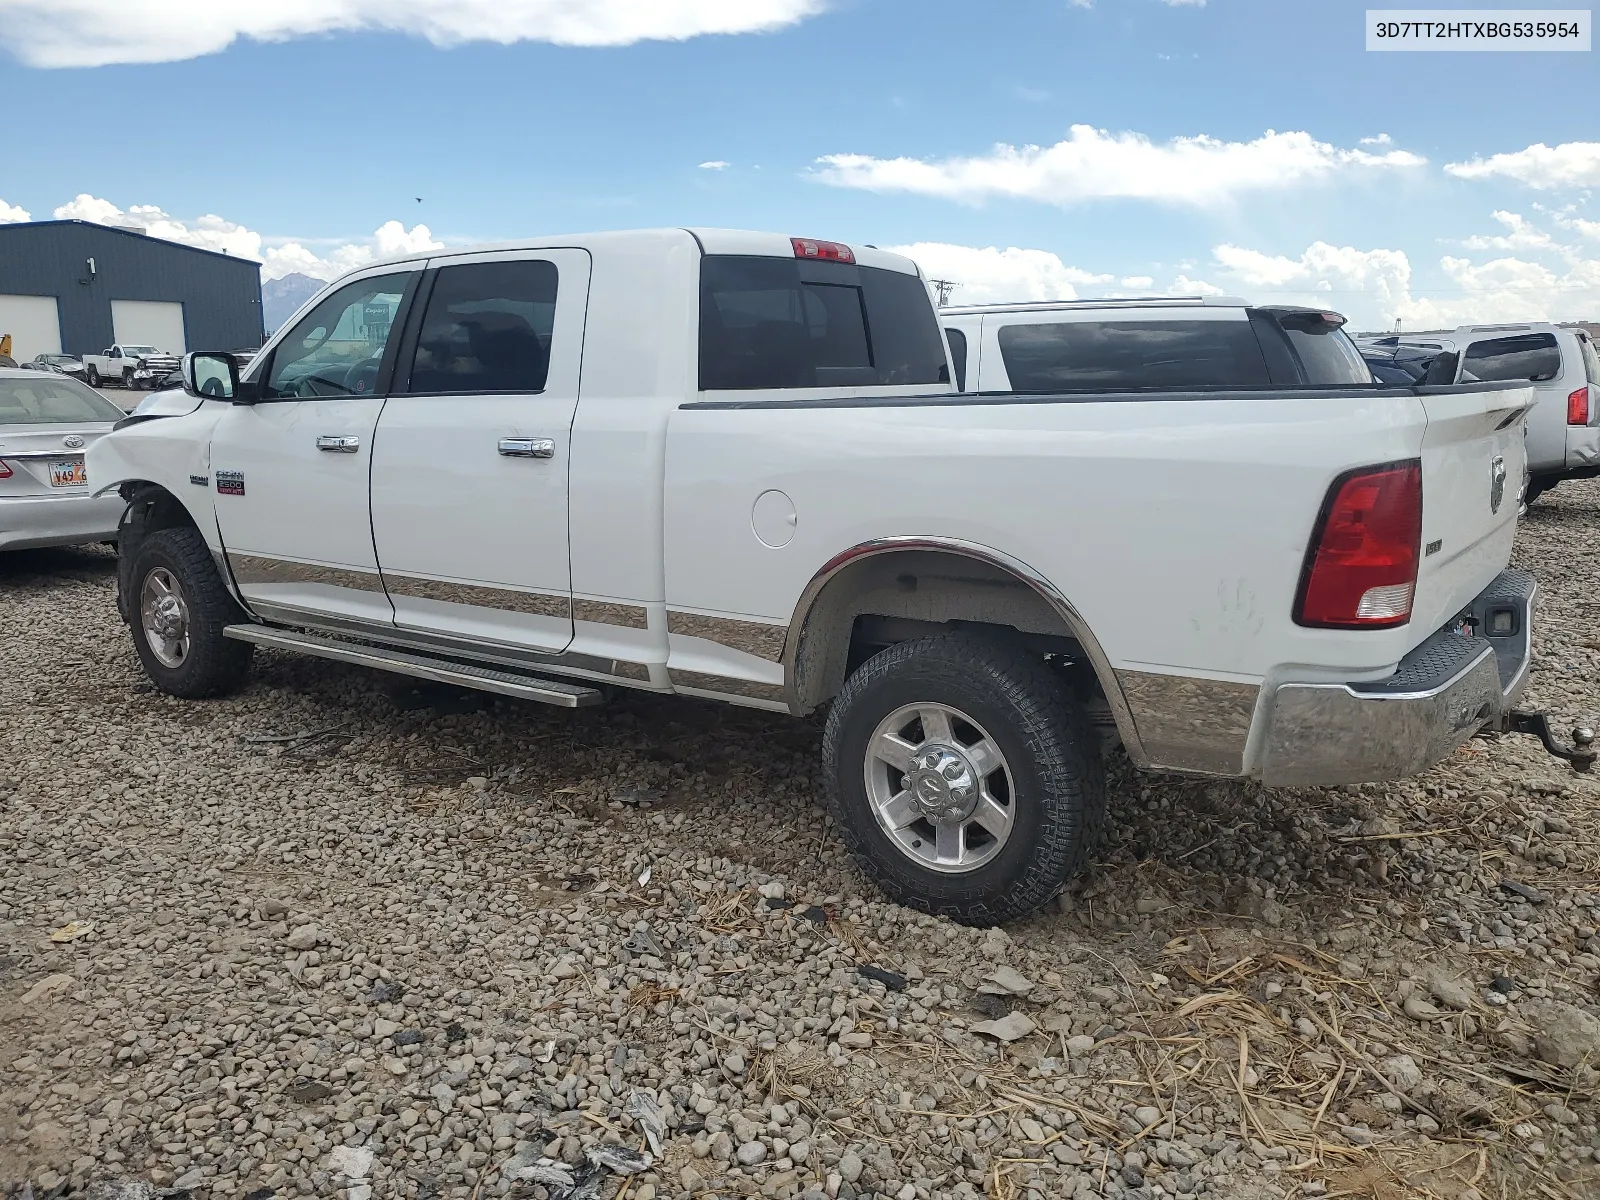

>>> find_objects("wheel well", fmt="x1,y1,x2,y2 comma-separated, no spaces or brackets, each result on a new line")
114,482,203,623
790,548,1109,720
118,481,198,539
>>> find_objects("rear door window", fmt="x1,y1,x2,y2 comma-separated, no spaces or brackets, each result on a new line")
404,260,558,394
996,318,1269,391
700,256,949,390
1461,333,1562,383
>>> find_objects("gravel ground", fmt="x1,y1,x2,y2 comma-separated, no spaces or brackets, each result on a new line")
5,484,1600,1200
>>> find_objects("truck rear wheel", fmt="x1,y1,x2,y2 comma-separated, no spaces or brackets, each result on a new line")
128,525,253,698
822,634,1105,926
86,365,101,387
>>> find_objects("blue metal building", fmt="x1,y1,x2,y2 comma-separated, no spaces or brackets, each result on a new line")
0,219,263,362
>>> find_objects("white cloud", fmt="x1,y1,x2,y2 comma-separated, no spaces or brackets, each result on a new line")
1360,133,1393,146
0,0,826,68
0,198,29,222
698,160,730,171
48,193,442,281
885,242,1112,305
54,193,122,223
1552,212,1600,240
1207,224,1600,329
373,219,445,258
1168,274,1227,297
1162,0,1205,6
1212,241,1415,317
1445,141,1600,190
1460,210,1556,254
814,125,1425,207
1120,275,1154,288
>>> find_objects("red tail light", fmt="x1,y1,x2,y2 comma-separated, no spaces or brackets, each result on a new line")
1295,461,1422,629
0,460,11,478
791,237,854,264
1568,387,1589,426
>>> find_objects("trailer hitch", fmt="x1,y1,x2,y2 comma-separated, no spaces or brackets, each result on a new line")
1506,709,1597,772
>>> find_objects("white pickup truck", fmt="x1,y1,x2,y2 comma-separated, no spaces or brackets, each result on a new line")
82,344,181,390
88,228,1586,925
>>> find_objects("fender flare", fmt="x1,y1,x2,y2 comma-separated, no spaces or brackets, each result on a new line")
781,535,1148,764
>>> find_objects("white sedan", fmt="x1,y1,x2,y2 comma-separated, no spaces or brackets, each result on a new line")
0,367,128,552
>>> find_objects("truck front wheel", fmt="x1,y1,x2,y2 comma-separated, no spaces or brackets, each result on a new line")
127,526,253,698
822,634,1105,926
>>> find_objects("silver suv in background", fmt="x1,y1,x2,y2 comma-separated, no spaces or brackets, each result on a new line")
1395,324,1600,504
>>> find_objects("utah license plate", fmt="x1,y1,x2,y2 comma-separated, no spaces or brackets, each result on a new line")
49,459,87,487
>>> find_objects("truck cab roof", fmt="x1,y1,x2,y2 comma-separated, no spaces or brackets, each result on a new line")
349,227,925,280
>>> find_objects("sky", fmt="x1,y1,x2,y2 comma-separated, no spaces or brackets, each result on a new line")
0,0,1597,331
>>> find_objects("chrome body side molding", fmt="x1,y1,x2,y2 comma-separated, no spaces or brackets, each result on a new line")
1116,671,1261,776
383,573,571,620
667,610,786,662
573,598,650,629
227,552,385,594
668,668,789,709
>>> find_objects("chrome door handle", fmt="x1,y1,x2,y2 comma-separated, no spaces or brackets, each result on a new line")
316,436,360,453
498,437,555,459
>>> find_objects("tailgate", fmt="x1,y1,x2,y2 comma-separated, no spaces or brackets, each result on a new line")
1409,382,1535,640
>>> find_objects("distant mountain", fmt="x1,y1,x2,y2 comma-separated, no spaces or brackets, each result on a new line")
261,273,324,335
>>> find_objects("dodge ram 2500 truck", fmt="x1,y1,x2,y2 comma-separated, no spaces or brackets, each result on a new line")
88,227,1584,925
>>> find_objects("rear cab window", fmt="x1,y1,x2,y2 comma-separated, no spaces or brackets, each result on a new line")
699,256,949,390
1460,333,1562,383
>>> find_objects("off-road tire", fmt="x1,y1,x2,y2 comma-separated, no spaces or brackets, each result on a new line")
127,525,253,698
822,634,1106,926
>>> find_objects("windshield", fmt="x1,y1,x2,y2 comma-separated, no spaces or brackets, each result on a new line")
122,345,159,356
0,376,126,423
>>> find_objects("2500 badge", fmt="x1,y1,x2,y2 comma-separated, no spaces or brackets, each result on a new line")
215,470,245,497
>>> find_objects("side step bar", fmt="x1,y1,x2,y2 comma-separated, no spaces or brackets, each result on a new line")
223,624,605,708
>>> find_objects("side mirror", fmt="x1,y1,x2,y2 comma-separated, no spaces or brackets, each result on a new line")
183,351,249,402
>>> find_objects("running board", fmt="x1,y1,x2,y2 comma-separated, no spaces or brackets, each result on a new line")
222,624,605,708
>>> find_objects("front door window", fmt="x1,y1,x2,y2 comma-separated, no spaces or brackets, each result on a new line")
263,275,410,399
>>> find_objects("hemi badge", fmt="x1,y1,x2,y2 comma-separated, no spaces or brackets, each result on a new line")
1425,539,1443,557
216,470,245,497
190,474,209,487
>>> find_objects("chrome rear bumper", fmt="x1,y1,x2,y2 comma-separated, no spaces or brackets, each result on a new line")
1260,570,1534,786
